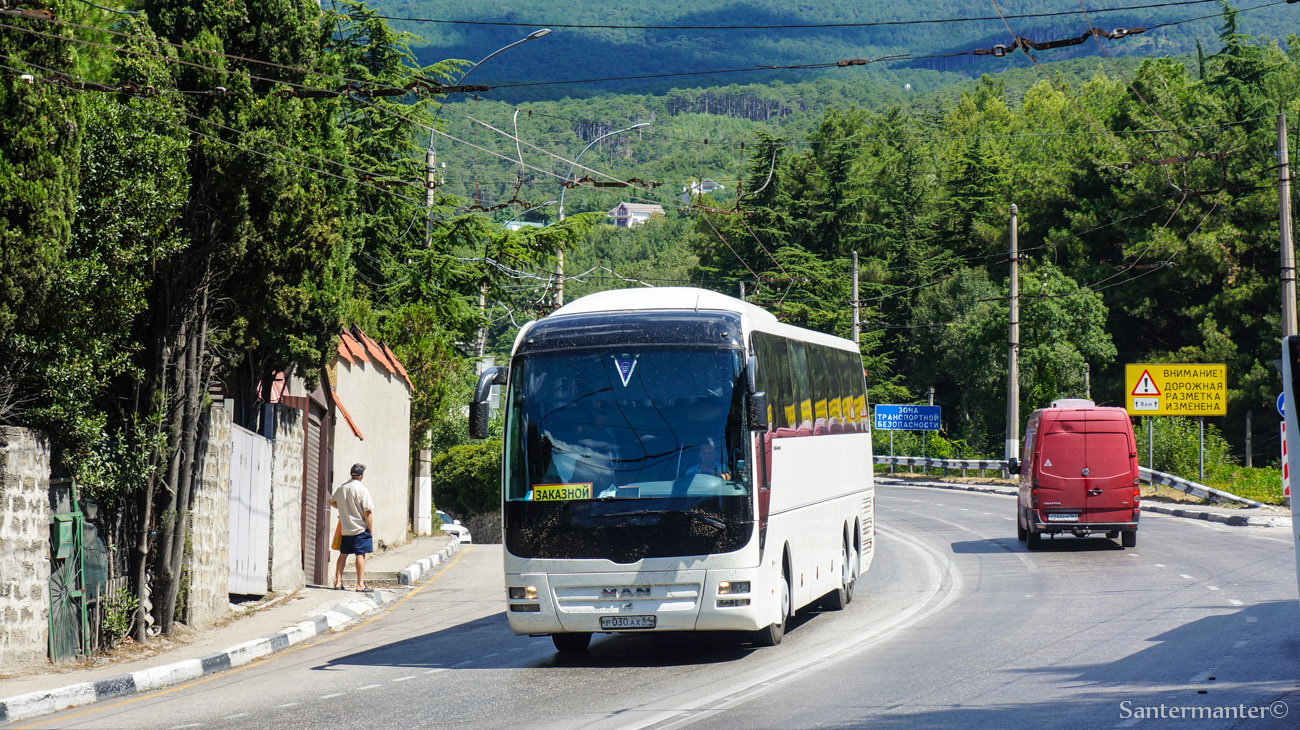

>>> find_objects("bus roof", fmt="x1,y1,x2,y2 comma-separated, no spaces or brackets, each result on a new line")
552,287,778,324
540,287,856,353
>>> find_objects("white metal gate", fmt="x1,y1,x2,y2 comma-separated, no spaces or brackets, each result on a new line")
229,424,271,595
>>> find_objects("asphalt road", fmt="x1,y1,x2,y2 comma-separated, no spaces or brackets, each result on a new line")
16,485,1300,730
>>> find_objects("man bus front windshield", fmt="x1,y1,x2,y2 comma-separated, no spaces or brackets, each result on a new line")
504,347,750,503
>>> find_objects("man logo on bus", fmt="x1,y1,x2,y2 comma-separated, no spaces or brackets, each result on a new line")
602,587,652,599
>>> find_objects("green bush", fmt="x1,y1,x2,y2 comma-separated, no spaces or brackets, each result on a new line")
101,586,138,648
1134,416,1233,479
430,439,502,519
1205,465,1286,505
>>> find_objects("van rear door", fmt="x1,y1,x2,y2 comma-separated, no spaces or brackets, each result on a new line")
1035,414,1088,519
1082,412,1137,522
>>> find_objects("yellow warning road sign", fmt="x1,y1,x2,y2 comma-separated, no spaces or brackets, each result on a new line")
1125,363,1226,416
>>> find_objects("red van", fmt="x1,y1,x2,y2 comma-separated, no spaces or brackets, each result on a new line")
1011,400,1141,549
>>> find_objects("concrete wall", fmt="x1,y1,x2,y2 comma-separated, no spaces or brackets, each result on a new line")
187,406,232,630
331,352,412,549
0,427,51,669
268,404,305,592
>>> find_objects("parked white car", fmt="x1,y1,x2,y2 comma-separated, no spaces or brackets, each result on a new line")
437,510,472,544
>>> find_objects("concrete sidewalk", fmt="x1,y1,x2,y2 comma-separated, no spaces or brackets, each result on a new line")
878,475,1293,528
0,534,462,724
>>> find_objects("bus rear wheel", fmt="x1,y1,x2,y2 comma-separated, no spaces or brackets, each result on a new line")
823,539,856,611
552,632,591,654
753,565,790,647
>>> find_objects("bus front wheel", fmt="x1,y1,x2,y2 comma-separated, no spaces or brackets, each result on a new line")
753,565,790,647
552,632,592,654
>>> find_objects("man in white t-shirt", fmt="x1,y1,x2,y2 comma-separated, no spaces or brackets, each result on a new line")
331,463,375,591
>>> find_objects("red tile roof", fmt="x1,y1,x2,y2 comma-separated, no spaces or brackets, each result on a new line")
335,328,412,390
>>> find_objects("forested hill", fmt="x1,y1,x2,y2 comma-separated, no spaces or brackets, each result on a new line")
369,0,1300,100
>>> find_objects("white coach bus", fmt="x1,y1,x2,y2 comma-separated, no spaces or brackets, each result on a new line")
1280,336,1300,604
470,287,875,653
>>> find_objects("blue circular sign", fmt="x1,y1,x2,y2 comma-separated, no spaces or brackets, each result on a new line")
1279,392,1286,418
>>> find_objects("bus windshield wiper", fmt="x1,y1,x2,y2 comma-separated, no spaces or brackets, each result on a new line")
598,509,725,530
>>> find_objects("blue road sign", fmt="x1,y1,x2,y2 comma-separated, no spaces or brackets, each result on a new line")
1279,392,1286,418
874,404,942,431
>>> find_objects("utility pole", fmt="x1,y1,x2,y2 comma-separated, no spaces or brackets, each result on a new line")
1282,112,1297,337
425,148,437,248
1084,362,1091,401
1246,409,1253,468
1006,204,1020,470
852,251,860,345
739,281,746,301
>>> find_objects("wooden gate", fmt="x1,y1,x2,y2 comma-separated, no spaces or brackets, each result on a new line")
229,424,271,595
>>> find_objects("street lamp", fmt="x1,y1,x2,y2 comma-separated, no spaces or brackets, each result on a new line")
425,28,552,239
555,121,650,306
419,29,550,359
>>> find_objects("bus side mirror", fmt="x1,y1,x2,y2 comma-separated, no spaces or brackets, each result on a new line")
1007,457,1020,475
746,355,759,394
747,391,769,431
469,366,506,440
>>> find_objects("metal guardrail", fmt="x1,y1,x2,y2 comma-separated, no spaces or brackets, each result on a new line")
1138,466,1264,508
873,455,1007,475
872,456,1265,508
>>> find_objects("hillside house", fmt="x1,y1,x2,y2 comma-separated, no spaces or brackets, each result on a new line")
607,202,665,228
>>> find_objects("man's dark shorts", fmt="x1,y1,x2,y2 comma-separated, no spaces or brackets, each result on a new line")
340,530,373,555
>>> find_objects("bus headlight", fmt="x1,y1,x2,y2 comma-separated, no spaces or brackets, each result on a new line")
509,585,538,600
717,581,750,595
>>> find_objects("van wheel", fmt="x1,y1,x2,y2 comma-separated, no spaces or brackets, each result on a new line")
552,633,591,654
1121,530,1137,548
753,563,790,647
823,538,856,610
1016,509,1027,542
1025,515,1042,551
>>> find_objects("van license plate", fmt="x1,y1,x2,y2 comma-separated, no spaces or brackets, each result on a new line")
601,615,655,629
1046,513,1079,522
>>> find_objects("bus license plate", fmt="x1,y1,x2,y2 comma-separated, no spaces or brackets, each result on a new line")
1046,513,1079,522
600,615,656,630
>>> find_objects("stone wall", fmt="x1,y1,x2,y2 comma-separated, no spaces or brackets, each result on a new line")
268,404,305,593
187,406,231,630
0,427,51,669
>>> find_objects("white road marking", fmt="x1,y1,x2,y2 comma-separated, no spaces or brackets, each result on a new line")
170,725,203,729
426,668,448,674
1154,563,1166,568
625,523,961,730
356,684,382,690
1207,586,1221,591
276,702,299,708
1189,668,1216,683
1115,718,1141,728
1180,574,1195,580
959,508,969,511
1247,616,1258,623
321,693,345,699
225,713,250,719
393,675,416,682
1228,599,1243,606
1002,517,1013,520
1234,640,1250,648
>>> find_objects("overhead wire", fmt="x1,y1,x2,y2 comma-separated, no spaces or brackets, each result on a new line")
373,1,1224,30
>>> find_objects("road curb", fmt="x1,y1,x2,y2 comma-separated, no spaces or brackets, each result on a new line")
398,536,462,585
879,477,1292,529
0,539,462,724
